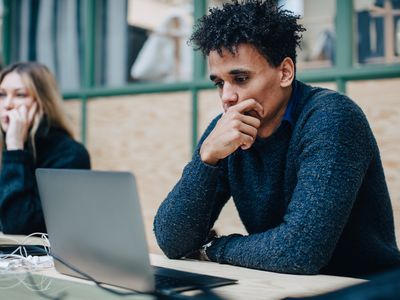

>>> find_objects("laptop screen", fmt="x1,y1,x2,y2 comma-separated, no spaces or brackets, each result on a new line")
36,169,155,291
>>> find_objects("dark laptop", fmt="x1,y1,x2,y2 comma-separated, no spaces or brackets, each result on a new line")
35,169,236,294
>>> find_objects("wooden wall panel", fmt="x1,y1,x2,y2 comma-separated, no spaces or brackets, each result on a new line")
63,100,82,142
348,79,400,242
86,92,191,253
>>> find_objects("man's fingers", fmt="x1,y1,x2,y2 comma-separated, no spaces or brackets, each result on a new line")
228,128,255,150
239,133,254,150
227,98,264,117
232,121,258,139
203,99,263,163
239,114,261,128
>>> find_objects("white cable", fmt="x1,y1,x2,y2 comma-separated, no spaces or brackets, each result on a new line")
0,233,55,294
0,232,53,272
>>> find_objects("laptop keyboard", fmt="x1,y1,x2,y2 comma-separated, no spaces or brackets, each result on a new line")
152,266,237,293
154,274,196,290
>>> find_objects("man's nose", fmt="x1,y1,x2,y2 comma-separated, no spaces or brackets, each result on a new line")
221,83,238,107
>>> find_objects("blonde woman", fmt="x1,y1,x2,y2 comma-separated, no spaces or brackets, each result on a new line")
0,62,90,234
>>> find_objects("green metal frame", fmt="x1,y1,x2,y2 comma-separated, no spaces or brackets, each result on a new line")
1,0,11,65
2,0,400,151
191,0,207,148
335,0,353,93
80,0,96,145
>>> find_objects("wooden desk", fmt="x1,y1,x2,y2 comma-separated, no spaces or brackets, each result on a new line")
151,254,364,299
1,234,365,299
21,254,363,300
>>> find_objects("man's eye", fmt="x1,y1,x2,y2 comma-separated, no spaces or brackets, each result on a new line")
235,76,248,83
214,81,224,88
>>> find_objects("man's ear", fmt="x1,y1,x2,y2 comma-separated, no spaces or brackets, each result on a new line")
279,57,295,88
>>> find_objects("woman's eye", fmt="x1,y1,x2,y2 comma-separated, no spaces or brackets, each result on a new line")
0,92,6,98
16,93,28,98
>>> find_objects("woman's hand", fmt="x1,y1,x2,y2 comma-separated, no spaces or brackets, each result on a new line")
5,102,38,150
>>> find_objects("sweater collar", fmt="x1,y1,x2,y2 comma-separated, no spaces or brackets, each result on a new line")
282,80,300,126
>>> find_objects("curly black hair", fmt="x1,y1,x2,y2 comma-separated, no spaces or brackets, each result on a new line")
189,0,305,67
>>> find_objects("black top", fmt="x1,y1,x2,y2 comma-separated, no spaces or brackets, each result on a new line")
0,122,91,234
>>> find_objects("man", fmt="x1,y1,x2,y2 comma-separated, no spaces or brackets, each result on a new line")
154,0,400,277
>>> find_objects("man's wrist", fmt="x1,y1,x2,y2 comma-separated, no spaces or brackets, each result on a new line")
199,236,220,261
200,147,219,166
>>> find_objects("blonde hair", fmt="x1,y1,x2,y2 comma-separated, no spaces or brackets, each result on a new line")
0,62,75,161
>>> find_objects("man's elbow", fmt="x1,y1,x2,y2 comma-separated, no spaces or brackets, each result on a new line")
153,223,187,259
262,261,321,275
154,233,189,259
288,262,321,275
160,246,185,260
284,253,327,275
261,252,326,275
153,215,204,259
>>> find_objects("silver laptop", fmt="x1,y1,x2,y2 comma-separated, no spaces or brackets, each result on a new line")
36,169,236,294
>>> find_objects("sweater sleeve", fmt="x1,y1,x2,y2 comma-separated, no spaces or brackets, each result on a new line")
154,116,231,258
205,99,375,274
0,139,90,234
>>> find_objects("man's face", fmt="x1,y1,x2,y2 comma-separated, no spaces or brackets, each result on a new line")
208,44,291,136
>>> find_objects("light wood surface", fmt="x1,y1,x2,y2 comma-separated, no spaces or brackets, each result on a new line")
34,254,365,300
0,233,366,299
150,254,365,300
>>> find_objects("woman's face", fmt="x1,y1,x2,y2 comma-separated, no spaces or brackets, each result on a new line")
0,72,37,132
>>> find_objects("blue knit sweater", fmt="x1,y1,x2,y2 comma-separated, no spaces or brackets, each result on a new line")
154,81,400,277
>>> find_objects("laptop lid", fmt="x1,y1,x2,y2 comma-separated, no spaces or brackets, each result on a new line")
36,169,155,292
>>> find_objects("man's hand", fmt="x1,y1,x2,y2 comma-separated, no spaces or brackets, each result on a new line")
200,99,263,165
5,102,38,150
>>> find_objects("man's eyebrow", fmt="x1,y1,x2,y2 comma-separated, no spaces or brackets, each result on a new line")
229,68,250,75
209,69,251,81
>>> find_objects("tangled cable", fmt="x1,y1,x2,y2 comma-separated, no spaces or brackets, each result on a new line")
0,232,53,272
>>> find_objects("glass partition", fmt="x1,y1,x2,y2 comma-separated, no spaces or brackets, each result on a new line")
5,0,86,91
280,0,336,70
127,0,194,84
354,0,400,65
207,0,336,70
